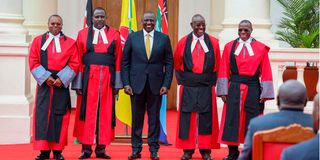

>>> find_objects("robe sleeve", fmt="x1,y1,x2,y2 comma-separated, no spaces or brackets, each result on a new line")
173,39,184,72
72,32,85,90
28,36,52,85
259,46,274,99
114,31,123,89
57,41,79,88
216,43,231,96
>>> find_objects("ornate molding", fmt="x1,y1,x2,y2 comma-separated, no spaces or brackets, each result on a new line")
0,44,29,56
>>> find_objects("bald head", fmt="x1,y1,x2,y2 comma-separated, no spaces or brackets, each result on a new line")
278,80,307,110
191,14,205,22
190,14,206,37
313,94,319,132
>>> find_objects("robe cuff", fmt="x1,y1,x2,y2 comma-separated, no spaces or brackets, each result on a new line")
217,78,229,96
260,81,275,99
31,65,52,86
57,65,76,88
71,72,82,90
115,71,123,89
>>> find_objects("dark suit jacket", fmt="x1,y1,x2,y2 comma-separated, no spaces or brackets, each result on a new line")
121,30,173,95
281,133,319,160
238,109,313,160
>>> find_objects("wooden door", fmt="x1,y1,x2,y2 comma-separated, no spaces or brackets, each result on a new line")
93,0,179,109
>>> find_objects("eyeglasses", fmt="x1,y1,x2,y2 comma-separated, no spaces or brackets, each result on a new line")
238,29,250,32
94,15,105,19
50,22,62,26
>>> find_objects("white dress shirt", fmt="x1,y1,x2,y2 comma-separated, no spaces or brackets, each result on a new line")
143,29,154,54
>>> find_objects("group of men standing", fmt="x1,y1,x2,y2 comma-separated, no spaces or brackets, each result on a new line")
29,7,274,160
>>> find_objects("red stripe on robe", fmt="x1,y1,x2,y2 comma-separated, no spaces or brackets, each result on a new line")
73,27,122,145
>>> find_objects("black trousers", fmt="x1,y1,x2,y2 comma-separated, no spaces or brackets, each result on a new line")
130,81,162,153
82,144,106,155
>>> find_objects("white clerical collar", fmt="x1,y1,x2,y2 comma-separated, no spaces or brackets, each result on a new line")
41,32,61,53
191,33,209,53
234,37,254,56
239,37,253,43
92,26,108,44
143,29,154,37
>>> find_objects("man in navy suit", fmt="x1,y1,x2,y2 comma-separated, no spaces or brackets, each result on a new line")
281,94,319,160
238,80,313,160
121,11,173,160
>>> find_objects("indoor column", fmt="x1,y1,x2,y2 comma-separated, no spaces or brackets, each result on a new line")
23,0,57,111
208,0,224,37
0,0,32,144
23,0,57,41
218,0,278,47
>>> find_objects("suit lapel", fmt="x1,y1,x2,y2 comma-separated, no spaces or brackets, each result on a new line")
137,30,148,61
150,31,160,60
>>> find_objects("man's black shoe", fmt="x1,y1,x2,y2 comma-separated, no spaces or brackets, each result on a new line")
223,154,239,160
201,153,212,160
180,152,192,160
223,156,235,160
79,152,91,159
96,152,111,159
224,147,239,160
35,151,50,160
128,152,141,159
150,152,159,160
53,153,65,160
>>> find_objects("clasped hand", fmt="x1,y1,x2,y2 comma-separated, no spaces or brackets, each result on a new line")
46,76,62,87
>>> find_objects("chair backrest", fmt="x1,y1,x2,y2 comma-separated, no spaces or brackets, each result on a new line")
252,123,315,160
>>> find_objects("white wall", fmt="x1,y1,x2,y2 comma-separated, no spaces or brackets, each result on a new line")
57,0,86,39
178,0,212,39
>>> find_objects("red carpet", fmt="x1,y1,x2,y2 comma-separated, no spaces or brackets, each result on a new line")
0,110,227,160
